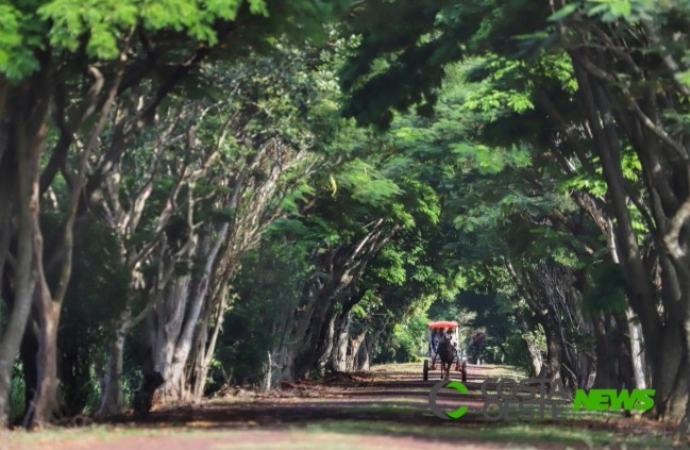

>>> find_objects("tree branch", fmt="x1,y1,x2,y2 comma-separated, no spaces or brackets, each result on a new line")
664,195,690,261
54,33,134,305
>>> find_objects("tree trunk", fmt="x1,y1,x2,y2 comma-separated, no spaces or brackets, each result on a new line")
188,334,207,401
348,332,366,372
18,322,38,421
289,276,339,380
330,311,352,373
0,70,50,427
190,307,219,401
613,312,637,391
291,301,330,380
355,333,377,371
653,325,688,421
147,225,230,406
593,315,617,389
514,308,543,377
602,209,647,391
96,308,132,417
526,340,543,378
149,274,192,405
316,312,336,375
627,309,646,390
538,314,563,385
24,293,61,429
289,225,397,380
569,58,689,419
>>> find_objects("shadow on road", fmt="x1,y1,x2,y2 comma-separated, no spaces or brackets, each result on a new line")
98,364,671,450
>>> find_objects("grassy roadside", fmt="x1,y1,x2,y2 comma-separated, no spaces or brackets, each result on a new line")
304,420,671,449
3,419,671,450
0,363,678,450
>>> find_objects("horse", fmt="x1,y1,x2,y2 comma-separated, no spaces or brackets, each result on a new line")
436,339,456,380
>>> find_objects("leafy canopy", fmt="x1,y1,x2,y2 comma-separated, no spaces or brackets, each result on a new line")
1,0,344,81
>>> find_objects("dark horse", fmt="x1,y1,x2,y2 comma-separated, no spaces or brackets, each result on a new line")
436,339,456,380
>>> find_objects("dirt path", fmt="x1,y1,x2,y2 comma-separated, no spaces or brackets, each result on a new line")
4,364,675,450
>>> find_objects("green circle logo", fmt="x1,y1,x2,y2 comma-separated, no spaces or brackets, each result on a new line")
428,380,469,420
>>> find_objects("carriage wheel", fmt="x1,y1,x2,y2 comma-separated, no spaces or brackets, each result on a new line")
423,360,429,381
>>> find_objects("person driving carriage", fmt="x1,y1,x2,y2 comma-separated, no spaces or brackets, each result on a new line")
432,329,442,353
432,328,457,365
445,328,457,349
425,321,468,382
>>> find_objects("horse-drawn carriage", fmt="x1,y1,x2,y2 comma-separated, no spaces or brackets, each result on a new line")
423,320,467,381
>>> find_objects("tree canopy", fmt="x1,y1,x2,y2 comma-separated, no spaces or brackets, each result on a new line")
4,0,690,439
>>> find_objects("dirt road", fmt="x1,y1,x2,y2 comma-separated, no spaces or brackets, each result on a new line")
3,364,674,450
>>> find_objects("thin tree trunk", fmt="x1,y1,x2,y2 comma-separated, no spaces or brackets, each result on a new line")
331,311,352,372
25,55,128,429
539,314,563,385
593,315,618,389
96,307,133,417
356,333,376,371
191,290,227,400
514,308,542,377
613,312,636,391
626,310,646,389
263,351,272,392
0,90,48,426
317,312,336,375
604,207,648,391
348,332,366,372
23,291,61,429
569,58,688,419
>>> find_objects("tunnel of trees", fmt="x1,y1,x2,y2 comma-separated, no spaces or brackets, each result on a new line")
3,0,690,436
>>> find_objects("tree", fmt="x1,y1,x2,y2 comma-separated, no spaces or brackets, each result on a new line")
339,0,689,422
0,0,347,428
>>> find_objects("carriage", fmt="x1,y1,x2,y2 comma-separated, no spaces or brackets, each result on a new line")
422,320,467,382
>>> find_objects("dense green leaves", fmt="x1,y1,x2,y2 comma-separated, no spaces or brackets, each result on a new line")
0,0,347,81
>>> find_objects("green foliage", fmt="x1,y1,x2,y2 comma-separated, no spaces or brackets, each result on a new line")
582,262,628,315
211,240,311,388
0,3,44,80
9,0,673,410
339,0,467,129
2,0,349,82
215,295,276,387
51,215,129,415
9,361,26,424
334,159,403,206
550,0,657,24
498,332,535,376
389,314,429,363
3,0,248,79
447,290,538,373
340,0,554,128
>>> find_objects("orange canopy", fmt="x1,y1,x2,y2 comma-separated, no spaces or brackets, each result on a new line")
428,321,459,330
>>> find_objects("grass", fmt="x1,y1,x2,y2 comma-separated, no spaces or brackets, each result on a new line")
344,403,421,416
304,420,671,449
3,426,289,449
3,419,672,450
2,363,676,450
3,425,150,447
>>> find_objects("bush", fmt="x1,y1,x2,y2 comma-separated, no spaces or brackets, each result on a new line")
9,364,25,423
